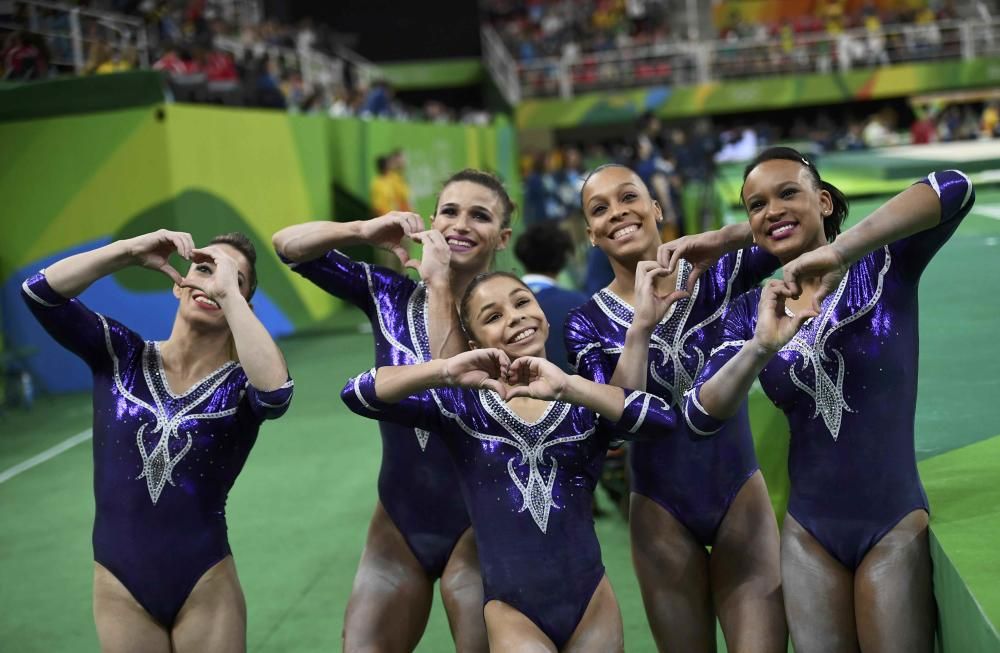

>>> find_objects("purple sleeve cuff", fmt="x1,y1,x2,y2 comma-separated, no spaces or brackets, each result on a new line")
917,170,975,224
247,378,294,420
600,389,676,441
683,386,725,437
21,271,71,308
341,368,393,417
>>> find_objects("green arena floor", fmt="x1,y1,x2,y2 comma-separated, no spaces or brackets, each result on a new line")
2,189,999,652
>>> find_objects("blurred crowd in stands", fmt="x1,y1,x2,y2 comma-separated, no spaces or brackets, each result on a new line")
485,0,999,95
1,0,491,123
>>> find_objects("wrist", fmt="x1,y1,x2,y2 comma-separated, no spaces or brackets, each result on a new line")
561,374,586,404
747,337,780,358
626,322,655,340
721,223,751,249
828,238,855,269
436,359,455,387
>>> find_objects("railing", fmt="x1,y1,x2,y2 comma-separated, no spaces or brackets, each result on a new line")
3,0,149,74
4,0,381,96
481,25,520,105
506,17,1000,100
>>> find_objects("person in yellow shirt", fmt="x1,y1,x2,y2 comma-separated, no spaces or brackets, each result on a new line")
369,151,414,270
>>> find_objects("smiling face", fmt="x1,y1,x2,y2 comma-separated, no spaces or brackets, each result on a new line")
741,159,833,262
465,275,548,360
582,166,662,263
174,243,253,328
431,180,513,274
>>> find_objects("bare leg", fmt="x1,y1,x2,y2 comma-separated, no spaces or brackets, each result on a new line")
855,510,934,653
711,471,787,652
564,576,624,653
172,556,246,653
439,528,488,653
483,600,558,653
781,515,859,653
629,492,715,652
93,563,171,653
343,501,434,653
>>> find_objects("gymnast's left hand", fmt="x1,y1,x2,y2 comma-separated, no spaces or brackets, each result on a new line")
180,246,244,305
408,230,451,285
782,243,849,313
505,356,568,401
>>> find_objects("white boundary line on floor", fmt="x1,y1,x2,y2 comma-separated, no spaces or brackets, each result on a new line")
975,204,1000,221
0,428,92,484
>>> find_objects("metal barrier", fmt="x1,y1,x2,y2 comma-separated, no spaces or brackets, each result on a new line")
482,17,1000,100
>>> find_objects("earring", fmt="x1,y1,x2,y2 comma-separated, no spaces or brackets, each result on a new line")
752,232,757,245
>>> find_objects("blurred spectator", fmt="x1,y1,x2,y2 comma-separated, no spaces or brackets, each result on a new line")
982,101,999,138
910,106,938,145
514,222,589,373
2,31,49,80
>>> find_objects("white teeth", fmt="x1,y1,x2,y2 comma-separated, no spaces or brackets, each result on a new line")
194,295,219,308
447,238,473,247
513,328,536,343
772,224,795,236
612,225,638,240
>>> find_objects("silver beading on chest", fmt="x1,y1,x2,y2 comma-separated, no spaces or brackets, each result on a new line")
433,390,594,533
777,247,891,441
99,316,238,504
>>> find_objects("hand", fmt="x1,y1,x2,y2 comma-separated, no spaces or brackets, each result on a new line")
180,246,242,303
408,230,451,285
125,229,195,285
359,212,424,267
505,356,569,401
781,244,849,314
656,231,726,293
632,260,690,331
442,348,512,396
752,279,818,354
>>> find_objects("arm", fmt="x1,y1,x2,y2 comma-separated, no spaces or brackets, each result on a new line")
784,170,975,309
609,261,689,390
410,230,468,359
185,247,289,391
45,229,194,298
563,308,614,383
272,212,423,264
506,356,678,435
375,348,511,404
687,281,815,430
657,222,757,293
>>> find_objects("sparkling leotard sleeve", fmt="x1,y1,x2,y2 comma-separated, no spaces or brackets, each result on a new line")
732,245,781,294
893,170,976,279
564,308,614,382
281,249,385,316
682,291,757,437
21,271,142,372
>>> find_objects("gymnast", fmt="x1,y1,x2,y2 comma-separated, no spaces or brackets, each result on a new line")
566,164,786,651
20,230,293,652
684,148,974,652
342,270,685,652
272,169,515,651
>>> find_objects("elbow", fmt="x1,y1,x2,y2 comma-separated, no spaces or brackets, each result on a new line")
271,230,303,263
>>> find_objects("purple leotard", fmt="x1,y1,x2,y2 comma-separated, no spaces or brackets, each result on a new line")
565,246,778,544
341,370,677,648
283,250,470,577
21,272,293,627
685,171,974,569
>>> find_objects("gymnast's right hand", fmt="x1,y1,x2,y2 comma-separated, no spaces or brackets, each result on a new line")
751,279,818,354
442,348,512,396
632,260,689,332
359,211,424,266
124,229,195,285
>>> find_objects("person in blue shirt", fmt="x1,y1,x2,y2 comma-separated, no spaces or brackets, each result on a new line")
514,222,588,374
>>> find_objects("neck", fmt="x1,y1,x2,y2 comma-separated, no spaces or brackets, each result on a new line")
777,232,830,266
607,242,659,300
161,315,233,375
450,265,485,303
